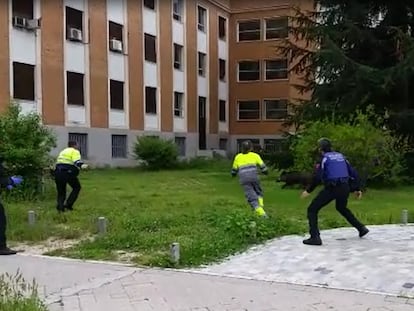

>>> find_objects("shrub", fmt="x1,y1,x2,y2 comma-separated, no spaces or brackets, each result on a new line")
0,103,56,199
0,271,47,311
133,136,178,170
291,108,410,186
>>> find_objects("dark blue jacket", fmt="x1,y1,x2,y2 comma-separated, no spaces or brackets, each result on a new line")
306,152,360,193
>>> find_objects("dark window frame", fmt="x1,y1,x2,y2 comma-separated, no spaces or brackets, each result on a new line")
110,79,124,110
237,100,261,120
197,6,207,32
238,60,260,82
144,33,157,63
198,52,206,76
265,17,288,40
175,136,186,157
145,86,157,114
263,99,288,120
219,100,226,122
173,0,183,21
174,43,183,70
12,0,34,19
144,0,155,10
13,62,35,101
174,92,184,117
238,20,261,42
265,59,288,80
111,134,128,158
219,16,226,39
219,58,226,81
66,71,84,106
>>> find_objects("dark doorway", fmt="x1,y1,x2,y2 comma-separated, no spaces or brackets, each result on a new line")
198,96,207,150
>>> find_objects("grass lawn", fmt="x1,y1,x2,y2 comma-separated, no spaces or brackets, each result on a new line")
4,161,414,267
0,272,47,311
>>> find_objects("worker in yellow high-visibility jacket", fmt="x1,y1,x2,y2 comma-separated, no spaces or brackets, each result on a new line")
53,141,88,213
231,140,268,217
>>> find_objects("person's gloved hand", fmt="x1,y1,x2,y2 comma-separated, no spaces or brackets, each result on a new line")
11,176,23,185
81,164,89,170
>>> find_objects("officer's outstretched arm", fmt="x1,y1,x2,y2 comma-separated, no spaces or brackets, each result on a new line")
305,163,322,193
346,160,361,191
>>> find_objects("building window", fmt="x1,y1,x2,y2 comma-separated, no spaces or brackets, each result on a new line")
219,59,226,81
219,16,226,39
265,17,288,40
175,137,186,157
238,100,260,120
174,43,183,70
219,138,227,150
174,92,184,117
264,99,288,120
13,62,34,101
109,21,123,53
173,0,183,21
237,139,260,153
145,86,157,114
144,34,157,63
198,52,206,76
197,6,207,32
112,135,127,158
238,20,261,41
110,80,124,110
263,139,284,152
219,100,226,122
66,72,84,106
238,61,260,81
12,0,34,19
265,59,288,80
66,7,83,42
144,0,155,10
68,133,88,158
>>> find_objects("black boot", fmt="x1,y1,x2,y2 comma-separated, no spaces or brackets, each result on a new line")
64,204,73,211
303,236,322,246
0,247,17,255
359,226,369,238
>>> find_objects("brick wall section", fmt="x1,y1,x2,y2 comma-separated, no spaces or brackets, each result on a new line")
89,0,108,128
41,0,65,125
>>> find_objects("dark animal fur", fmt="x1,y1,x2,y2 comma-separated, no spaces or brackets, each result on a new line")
277,171,313,189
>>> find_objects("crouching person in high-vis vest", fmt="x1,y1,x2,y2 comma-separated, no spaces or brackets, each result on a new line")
54,141,88,213
231,140,268,218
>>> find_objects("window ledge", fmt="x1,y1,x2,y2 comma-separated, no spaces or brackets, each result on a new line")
263,78,289,82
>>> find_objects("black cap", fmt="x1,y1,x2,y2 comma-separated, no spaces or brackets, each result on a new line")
318,138,332,152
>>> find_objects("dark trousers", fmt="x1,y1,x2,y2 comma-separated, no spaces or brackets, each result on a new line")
0,201,6,248
55,170,81,211
307,183,364,237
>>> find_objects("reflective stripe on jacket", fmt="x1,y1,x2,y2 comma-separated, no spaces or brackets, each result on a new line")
231,152,267,183
56,147,82,168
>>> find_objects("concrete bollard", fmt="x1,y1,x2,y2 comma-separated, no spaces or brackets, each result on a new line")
170,242,180,264
28,211,36,226
98,217,107,235
401,209,408,225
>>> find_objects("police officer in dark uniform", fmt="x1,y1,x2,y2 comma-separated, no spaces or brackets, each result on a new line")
0,158,23,255
301,138,369,245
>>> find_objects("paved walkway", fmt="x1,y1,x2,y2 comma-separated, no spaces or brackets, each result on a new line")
191,224,414,298
0,224,412,310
